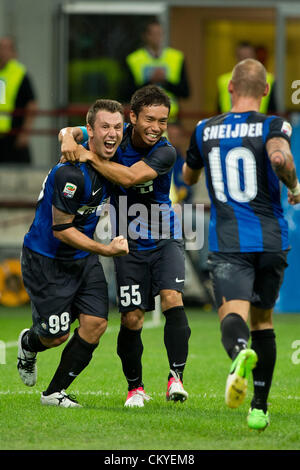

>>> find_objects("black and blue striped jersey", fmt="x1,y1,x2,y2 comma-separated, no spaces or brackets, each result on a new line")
24,147,111,260
186,111,292,253
80,124,182,251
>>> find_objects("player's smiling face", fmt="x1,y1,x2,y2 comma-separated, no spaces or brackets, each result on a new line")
130,105,169,148
87,110,123,159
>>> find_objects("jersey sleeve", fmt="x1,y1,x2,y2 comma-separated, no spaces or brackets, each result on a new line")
52,165,85,214
79,126,89,143
186,128,204,170
142,144,177,175
265,116,292,144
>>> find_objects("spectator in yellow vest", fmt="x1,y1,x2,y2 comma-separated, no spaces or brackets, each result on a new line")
0,36,37,164
124,20,190,122
217,41,277,115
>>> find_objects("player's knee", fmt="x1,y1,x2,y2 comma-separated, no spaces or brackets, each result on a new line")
79,315,108,343
121,309,144,330
160,289,183,311
92,317,108,341
40,333,70,348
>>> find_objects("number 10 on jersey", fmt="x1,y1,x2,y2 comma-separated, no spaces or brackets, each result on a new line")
208,146,258,203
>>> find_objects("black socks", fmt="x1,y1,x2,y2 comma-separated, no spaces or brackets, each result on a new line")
163,306,191,381
250,329,276,413
221,314,276,413
117,325,144,391
220,313,250,360
117,307,191,390
22,328,48,353
44,328,98,396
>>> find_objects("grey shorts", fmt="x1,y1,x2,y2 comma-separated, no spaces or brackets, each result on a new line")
21,246,108,338
207,251,289,309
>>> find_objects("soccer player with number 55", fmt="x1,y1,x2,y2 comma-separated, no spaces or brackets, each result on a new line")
183,58,300,431
59,85,191,408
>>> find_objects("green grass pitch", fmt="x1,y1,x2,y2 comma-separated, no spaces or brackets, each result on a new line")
0,305,300,451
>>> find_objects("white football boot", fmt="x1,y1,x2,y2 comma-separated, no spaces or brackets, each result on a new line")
41,390,82,408
124,387,151,407
166,370,188,402
17,328,37,387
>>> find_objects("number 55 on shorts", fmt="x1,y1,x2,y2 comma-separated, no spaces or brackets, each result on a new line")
120,285,141,307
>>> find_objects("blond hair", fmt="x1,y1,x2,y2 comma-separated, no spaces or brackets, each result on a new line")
231,58,267,98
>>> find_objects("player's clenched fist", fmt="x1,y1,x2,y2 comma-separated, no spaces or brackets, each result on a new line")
107,236,129,257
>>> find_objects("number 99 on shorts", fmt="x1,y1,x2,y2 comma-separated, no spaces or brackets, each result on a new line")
48,312,71,335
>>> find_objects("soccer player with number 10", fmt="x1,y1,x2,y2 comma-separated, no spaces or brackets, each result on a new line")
183,58,300,431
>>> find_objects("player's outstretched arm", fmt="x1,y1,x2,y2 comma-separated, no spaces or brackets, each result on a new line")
74,153,158,188
52,206,129,256
58,128,157,186
266,137,300,205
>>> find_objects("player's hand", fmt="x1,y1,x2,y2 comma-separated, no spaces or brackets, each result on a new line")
75,145,91,162
107,236,129,257
60,145,90,164
61,136,79,162
288,191,300,205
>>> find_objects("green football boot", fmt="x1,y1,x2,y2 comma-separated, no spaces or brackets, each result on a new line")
247,408,270,431
225,348,258,409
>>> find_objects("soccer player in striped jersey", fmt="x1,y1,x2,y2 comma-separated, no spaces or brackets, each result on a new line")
59,86,191,407
183,58,300,431
17,99,128,407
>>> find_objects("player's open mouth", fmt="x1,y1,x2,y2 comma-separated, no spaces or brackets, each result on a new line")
146,133,159,142
104,140,116,150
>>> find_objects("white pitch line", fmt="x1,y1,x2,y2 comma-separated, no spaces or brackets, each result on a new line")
3,320,162,349
5,341,18,348
0,389,299,401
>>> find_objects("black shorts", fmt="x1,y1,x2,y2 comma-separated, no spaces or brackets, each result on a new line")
114,239,185,313
21,246,108,338
207,251,289,310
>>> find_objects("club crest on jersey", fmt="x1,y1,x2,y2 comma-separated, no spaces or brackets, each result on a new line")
63,182,77,198
281,121,292,138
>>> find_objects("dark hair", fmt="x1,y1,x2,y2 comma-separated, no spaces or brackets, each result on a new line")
130,85,171,116
86,99,124,129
